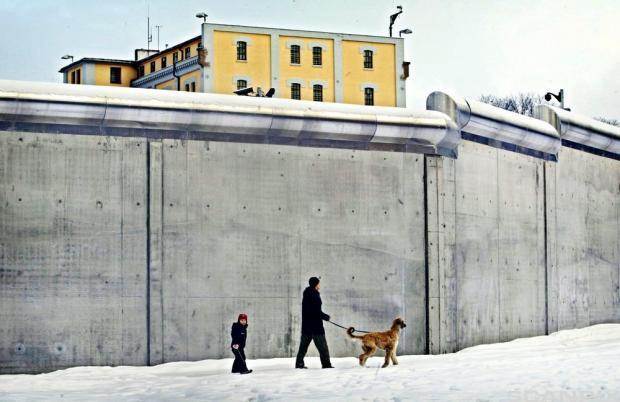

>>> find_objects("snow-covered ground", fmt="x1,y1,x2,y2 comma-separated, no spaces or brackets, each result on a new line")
1,324,619,401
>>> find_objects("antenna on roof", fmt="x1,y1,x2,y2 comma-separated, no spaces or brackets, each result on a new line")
154,25,162,51
147,3,153,51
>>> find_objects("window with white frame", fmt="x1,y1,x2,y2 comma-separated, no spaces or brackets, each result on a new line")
312,47,322,66
313,84,323,102
363,50,373,69
364,87,374,106
291,83,301,100
290,45,301,64
237,41,247,61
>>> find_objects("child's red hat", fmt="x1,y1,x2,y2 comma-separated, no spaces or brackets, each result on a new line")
238,313,248,321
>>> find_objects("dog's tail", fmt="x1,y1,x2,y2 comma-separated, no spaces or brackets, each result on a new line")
347,327,364,339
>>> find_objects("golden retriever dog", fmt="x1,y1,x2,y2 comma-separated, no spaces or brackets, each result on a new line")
347,318,406,368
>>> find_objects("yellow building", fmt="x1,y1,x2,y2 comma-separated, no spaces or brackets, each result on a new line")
60,23,408,107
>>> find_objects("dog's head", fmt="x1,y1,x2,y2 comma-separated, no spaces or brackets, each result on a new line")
393,317,407,329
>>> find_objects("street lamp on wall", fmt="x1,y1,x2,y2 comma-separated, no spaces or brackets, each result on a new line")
545,89,567,110
61,55,74,63
196,12,208,22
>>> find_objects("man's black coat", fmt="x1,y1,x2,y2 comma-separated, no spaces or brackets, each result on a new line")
301,286,330,335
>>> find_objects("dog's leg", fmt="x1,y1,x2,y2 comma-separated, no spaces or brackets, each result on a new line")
359,345,371,367
382,348,392,368
390,350,399,365
361,345,376,367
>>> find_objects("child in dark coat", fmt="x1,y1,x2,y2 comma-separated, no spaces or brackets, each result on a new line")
231,313,252,374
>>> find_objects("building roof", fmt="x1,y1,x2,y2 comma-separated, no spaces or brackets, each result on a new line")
205,22,403,41
136,35,202,65
59,58,135,73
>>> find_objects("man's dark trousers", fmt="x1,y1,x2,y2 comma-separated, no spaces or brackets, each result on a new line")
295,333,331,368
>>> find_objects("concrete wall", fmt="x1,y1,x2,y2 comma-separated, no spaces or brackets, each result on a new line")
0,87,618,373
0,132,147,374
427,141,548,353
151,140,426,363
546,147,620,332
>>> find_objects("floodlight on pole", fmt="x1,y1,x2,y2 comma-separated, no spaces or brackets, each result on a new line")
196,12,208,22
389,5,403,37
61,55,74,62
399,28,412,37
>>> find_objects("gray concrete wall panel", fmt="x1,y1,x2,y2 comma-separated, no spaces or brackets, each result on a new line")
431,141,548,351
157,141,427,361
551,147,620,329
0,131,147,374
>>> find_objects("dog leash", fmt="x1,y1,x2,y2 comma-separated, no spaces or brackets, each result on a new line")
328,320,371,334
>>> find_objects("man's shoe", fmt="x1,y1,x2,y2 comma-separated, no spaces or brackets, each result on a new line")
296,365,308,369
322,365,334,369
240,369,253,374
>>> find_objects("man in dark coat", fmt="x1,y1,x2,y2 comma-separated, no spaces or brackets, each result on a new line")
295,277,334,369
231,313,252,374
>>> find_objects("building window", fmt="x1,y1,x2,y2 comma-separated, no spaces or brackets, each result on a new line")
237,41,247,61
290,45,301,64
70,71,75,84
173,52,178,64
161,56,167,68
185,83,190,92
237,79,248,90
150,61,155,73
76,69,81,84
138,65,145,77
185,47,191,59
313,85,323,102
364,87,374,106
110,67,122,84
312,47,322,66
191,82,196,92
363,50,373,69
291,83,301,100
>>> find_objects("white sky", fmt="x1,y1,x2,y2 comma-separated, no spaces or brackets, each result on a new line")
0,0,618,119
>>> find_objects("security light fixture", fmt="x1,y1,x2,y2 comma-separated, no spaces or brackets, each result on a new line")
389,5,403,37
545,89,566,109
61,55,74,62
399,28,412,37
234,87,254,96
196,12,208,22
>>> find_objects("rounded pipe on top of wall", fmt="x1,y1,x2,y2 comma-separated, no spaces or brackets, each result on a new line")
0,79,461,158
534,105,620,155
427,91,562,159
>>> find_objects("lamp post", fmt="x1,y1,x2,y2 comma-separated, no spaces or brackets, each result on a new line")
389,6,403,37
61,55,74,63
196,12,208,22
399,28,412,37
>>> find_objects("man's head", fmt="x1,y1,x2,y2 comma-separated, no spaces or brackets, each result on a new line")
309,277,320,290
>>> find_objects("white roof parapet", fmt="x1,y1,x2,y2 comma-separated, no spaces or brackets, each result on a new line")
427,91,561,160
534,105,620,156
0,80,460,158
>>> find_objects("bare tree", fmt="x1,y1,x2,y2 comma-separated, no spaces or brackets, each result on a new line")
480,93,620,126
478,93,546,117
